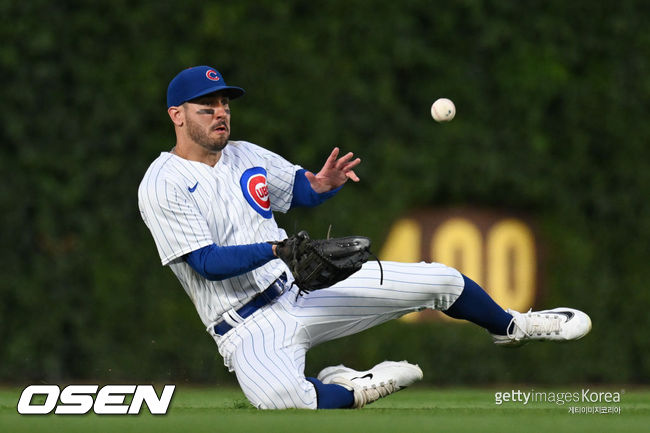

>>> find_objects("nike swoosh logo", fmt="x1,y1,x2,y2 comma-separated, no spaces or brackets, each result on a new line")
351,373,373,381
188,182,199,193
554,311,575,321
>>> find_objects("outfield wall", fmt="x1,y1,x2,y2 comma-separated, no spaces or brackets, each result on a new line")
1,0,648,385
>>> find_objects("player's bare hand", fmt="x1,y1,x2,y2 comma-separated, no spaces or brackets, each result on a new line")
305,147,361,193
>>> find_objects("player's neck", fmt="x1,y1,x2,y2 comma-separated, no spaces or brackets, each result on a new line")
171,142,222,167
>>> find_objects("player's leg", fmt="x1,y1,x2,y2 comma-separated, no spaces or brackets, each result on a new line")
215,309,318,409
288,260,466,346
443,273,514,334
304,377,354,408
215,299,361,409
216,288,424,409
274,261,459,408
291,260,590,346
280,260,590,408
443,273,591,345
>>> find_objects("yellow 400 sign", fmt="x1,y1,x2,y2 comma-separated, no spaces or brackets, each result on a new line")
379,209,539,321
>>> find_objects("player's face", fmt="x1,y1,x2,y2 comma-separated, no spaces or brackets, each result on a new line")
184,93,231,152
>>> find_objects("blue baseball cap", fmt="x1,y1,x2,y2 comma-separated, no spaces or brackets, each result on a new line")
166,66,245,108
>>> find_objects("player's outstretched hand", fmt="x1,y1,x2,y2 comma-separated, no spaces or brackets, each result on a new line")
305,147,361,193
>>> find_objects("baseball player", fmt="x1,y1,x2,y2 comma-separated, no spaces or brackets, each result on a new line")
138,66,592,410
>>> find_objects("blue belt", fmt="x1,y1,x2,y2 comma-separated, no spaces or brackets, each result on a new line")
214,274,287,336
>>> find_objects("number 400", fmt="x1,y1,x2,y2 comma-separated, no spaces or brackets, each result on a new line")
379,217,537,314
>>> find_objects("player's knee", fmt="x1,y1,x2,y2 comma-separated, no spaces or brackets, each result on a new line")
429,264,464,296
241,379,317,410
248,389,316,410
446,272,465,297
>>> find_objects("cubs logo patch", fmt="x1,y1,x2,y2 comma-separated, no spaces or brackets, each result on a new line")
240,167,272,219
206,69,220,81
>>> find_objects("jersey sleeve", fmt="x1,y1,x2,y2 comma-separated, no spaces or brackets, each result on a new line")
138,177,213,266
245,142,301,213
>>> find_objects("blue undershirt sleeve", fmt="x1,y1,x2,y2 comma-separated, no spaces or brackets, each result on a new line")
185,243,276,281
290,169,342,208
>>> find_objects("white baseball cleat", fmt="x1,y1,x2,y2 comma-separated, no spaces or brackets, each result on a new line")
317,360,423,409
491,307,592,346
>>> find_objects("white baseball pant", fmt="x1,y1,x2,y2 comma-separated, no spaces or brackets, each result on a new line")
212,261,464,409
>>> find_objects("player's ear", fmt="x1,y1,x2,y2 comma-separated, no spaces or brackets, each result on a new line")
168,106,184,127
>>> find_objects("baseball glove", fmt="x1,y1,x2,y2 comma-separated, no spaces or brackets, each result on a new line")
273,230,382,293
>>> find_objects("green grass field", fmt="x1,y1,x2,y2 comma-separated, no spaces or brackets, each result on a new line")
2,386,648,433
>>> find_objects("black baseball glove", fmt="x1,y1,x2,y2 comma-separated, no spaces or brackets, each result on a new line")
273,231,382,293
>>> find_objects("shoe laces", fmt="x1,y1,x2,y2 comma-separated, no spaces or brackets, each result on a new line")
333,377,397,408
509,309,563,339
362,380,397,399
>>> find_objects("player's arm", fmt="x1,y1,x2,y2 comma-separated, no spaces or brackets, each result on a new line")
185,243,277,281
290,169,341,208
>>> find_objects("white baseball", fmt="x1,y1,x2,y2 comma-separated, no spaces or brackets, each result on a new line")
431,98,456,122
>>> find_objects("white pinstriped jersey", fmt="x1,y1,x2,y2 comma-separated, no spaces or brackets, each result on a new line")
138,140,299,327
